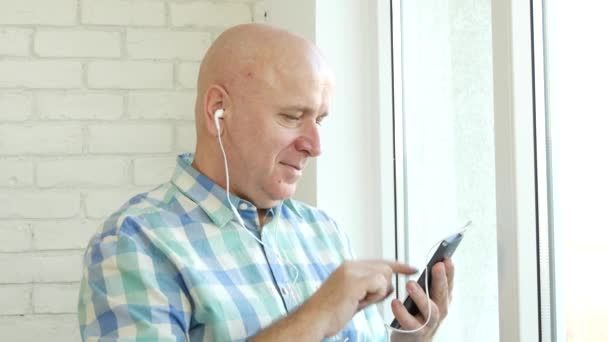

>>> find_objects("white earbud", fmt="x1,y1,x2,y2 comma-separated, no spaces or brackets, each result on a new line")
214,108,224,132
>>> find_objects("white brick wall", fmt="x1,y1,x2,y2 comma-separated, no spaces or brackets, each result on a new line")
81,0,166,27
0,0,265,340
0,28,32,56
126,30,212,60
0,124,84,155
170,2,252,27
177,62,200,89
0,93,34,121
33,283,81,313
37,92,123,120
87,61,173,89
0,61,82,88
0,285,31,315
0,315,79,342
35,30,122,58
0,222,32,252
37,158,130,187
176,122,197,152
88,123,173,153
128,91,196,119
133,156,176,186
0,160,34,187
0,0,78,26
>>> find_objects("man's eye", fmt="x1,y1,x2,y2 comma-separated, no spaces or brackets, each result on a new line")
281,114,300,121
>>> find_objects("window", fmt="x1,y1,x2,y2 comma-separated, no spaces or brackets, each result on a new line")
391,1,499,340
542,1,608,340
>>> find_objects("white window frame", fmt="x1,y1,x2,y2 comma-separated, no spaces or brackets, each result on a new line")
492,0,543,340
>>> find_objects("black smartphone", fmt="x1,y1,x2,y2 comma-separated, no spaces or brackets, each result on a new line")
390,231,464,329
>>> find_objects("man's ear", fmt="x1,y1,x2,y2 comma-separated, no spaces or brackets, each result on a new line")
202,85,230,136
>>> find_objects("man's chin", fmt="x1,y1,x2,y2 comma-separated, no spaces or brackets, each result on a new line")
247,185,295,210
269,183,297,202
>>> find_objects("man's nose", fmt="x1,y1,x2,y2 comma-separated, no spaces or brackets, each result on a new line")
294,120,321,157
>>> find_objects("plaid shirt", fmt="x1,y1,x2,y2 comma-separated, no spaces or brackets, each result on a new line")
78,153,386,341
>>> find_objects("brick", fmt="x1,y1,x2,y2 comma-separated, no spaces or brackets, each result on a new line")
0,285,31,315
0,252,83,283
0,159,34,187
0,254,32,283
34,252,84,282
177,62,200,89
0,222,32,252
0,92,33,121
170,2,252,28
84,189,143,219
0,0,77,25
33,283,79,313
0,28,31,56
87,61,173,89
176,122,197,152
128,91,195,120
0,124,83,155
32,219,100,251
0,191,80,219
11,250,83,284
37,158,129,187
127,30,211,60
88,123,173,154
133,156,175,186
37,92,123,120
0,61,81,89
82,0,165,26
35,30,120,58
0,314,79,342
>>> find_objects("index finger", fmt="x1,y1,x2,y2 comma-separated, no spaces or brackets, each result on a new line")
382,260,419,275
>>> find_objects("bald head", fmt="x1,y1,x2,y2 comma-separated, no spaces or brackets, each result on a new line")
194,24,334,134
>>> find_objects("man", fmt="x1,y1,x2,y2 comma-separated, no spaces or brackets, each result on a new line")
78,23,454,341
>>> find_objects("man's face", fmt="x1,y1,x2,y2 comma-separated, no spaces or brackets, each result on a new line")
223,59,334,208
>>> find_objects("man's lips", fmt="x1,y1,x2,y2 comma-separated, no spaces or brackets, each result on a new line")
280,162,303,171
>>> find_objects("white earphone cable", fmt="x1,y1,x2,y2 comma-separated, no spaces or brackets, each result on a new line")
215,114,301,306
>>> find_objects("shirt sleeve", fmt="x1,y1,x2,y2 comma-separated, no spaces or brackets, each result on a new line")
78,217,192,341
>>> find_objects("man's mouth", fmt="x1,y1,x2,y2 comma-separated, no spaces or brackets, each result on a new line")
280,162,303,171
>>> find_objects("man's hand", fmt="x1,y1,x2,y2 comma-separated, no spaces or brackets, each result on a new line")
390,259,455,342
300,260,418,339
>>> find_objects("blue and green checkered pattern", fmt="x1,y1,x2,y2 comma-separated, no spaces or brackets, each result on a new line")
78,154,386,341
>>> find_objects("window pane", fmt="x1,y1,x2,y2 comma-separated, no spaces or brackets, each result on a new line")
544,1,608,341
397,1,498,340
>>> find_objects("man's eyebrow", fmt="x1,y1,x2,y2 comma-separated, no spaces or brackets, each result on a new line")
279,105,313,113
279,105,329,118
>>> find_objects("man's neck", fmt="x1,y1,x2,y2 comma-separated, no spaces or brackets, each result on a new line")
257,209,267,229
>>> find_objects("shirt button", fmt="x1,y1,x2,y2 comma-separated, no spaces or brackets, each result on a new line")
280,287,289,297
238,203,248,210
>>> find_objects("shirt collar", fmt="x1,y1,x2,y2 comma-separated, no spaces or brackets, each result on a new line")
170,153,289,227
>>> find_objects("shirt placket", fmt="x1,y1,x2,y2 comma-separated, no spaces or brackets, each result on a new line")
259,217,300,313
